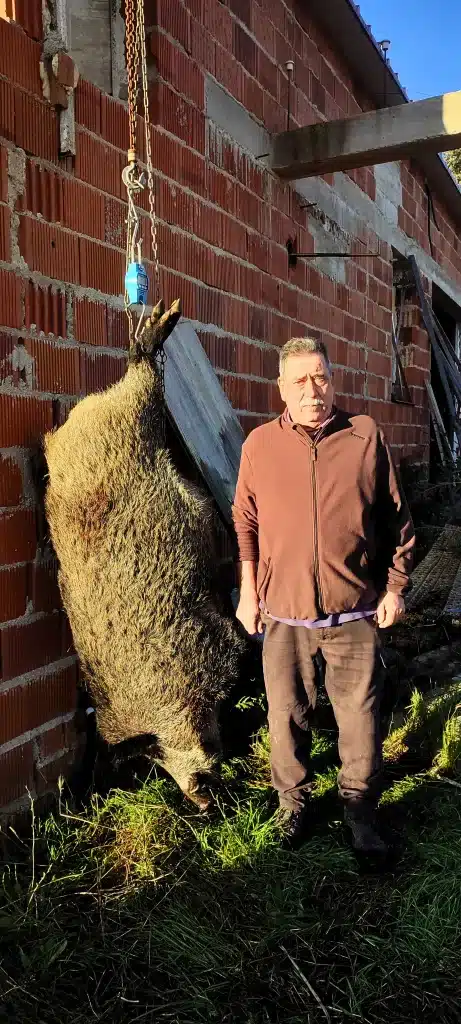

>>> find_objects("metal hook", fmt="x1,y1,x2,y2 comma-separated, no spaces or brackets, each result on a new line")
134,304,146,341
122,161,146,193
130,214,142,265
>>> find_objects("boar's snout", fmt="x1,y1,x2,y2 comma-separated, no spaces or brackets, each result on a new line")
183,771,218,812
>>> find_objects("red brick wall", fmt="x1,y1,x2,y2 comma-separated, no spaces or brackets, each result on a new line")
0,0,459,809
144,0,436,456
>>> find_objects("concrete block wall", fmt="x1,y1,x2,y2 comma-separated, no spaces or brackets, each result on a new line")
0,0,460,811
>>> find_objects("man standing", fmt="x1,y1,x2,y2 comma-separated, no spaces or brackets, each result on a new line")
232,337,415,852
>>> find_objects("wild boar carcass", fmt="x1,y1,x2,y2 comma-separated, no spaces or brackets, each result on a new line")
44,300,246,809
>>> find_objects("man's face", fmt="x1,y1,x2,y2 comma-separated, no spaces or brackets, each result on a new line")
278,352,334,428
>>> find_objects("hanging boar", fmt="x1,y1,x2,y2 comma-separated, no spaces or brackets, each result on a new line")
44,300,246,810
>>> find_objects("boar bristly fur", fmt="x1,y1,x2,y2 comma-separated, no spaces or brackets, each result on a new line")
44,301,246,809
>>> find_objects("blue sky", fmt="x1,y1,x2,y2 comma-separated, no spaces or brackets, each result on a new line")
356,0,461,100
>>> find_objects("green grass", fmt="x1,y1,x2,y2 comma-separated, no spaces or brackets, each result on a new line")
431,713,461,775
383,681,461,764
1,701,461,1024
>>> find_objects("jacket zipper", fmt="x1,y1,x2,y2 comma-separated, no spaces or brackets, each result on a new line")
310,444,326,614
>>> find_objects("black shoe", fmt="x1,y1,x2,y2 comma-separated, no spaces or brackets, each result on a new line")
344,809,388,855
278,807,309,850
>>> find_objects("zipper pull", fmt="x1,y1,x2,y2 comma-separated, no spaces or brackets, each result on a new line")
311,446,317,461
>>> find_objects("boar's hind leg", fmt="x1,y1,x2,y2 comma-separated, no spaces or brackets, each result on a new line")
131,299,182,363
110,733,161,767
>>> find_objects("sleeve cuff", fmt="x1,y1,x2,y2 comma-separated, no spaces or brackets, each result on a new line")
234,533,259,563
386,580,411,597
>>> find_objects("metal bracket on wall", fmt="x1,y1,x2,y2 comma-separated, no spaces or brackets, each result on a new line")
424,183,440,260
286,237,380,269
42,1,79,156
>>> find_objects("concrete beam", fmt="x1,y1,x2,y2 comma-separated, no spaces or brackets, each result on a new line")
271,91,461,179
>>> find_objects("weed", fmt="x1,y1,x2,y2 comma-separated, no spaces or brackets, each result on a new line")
383,682,461,765
430,708,461,775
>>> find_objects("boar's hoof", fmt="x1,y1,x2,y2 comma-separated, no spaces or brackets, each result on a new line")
184,773,216,813
130,299,182,364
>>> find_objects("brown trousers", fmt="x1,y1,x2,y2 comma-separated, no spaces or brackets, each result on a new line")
262,616,383,818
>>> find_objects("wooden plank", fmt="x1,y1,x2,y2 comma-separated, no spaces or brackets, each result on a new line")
163,321,245,526
428,394,448,467
271,90,461,179
426,380,454,467
409,256,461,451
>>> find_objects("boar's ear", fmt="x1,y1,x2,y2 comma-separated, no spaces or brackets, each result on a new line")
132,298,182,362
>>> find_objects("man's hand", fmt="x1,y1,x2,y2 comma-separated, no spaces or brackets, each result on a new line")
235,561,264,636
236,594,264,636
376,592,405,629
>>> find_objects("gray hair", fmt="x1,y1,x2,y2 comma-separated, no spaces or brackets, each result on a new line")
279,337,331,377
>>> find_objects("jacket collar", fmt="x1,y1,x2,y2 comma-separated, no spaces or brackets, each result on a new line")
280,406,359,445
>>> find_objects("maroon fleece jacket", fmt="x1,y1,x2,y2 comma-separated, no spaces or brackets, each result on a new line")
232,408,415,621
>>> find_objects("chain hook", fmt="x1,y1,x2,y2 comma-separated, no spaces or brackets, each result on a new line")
122,161,146,194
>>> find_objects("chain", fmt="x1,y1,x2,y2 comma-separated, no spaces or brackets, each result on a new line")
156,348,167,444
124,0,164,432
137,0,164,437
137,0,159,296
124,0,140,346
125,0,139,161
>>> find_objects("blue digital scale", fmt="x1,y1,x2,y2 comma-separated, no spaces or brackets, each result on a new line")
125,262,149,305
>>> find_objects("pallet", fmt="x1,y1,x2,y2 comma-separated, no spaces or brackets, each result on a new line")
406,524,461,613
443,561,461,617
